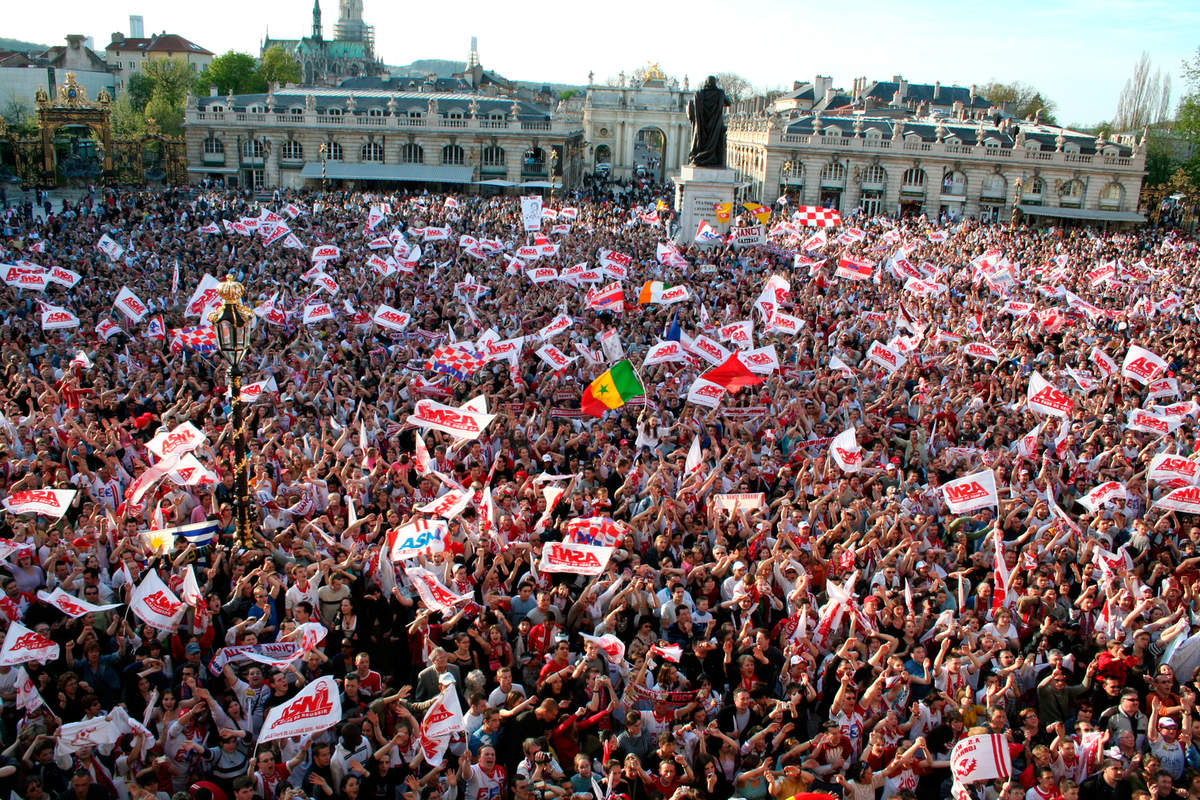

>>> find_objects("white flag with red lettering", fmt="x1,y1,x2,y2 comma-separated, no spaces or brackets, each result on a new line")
114,286,149,323
260,676,341,743
951,733,1012,785
1090,347,1117,378
1148,454,1200,486
941,470,998,514
1027,372,1072,418
1122,344,1168,385
866,341,906,373
421,684,466,740
829,428,862,473
1153,485,1200,514
36,588,121,617
0,621,60,666
1077,481,1127,513
130,570,186,632
3,488,76,519
405,565,472,614
539,541,614,575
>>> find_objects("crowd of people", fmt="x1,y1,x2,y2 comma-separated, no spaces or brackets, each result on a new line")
0,175,1197,800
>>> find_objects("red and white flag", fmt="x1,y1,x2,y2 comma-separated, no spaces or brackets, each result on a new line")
36,588,121,617
1078,481,1127,513
829,428,862,473
961,341,1000,362
421,684,465,740
1123,344,1168,385
239,376,278,404
96,233,125,260
303,302,334,325
686,377,726,409
147,421,207,460
130,570,186,632
1148,454,1200,486
835,256,875,281
40,304,79,331
14,666,45,713
260,676,341,744
539,541,614,575
866,340,906,373
114,286,149,323
642,340,687,368
951,733,1012,786
373,304,411,332
1127,409,1178,436
1090,347,1117,378
941,470,998,513
404,565,472,614
1153,485,1200,514
0,621,60,665
407,398,495,442
46,265,81,288
648,643,683,663
580,633,626,664
535,343,576,371
3,488,76,519
1027,372,1072,418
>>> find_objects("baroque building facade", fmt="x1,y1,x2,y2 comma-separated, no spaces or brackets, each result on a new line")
184,86,583,192
577,66,689,182
725,109,1147,224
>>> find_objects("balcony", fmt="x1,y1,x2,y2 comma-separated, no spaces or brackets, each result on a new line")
202,152,225,166
186,108,581,139
521,120,551,131
1064,153,1093,164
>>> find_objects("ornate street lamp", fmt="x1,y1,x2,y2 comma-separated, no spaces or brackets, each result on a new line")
208,276,254,549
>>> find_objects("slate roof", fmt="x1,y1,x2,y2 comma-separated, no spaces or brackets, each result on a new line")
863,80,990,109
106,33,213,56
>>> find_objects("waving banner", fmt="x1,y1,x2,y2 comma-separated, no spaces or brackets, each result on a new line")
1153,485,1200,515
387,519,450,561
829,428,862,473
1078,481,1127,513
1123,344,1168,385
130,570,186,632
3,488,76,519
538,541,614,576
114,286,149,323
405,566,473,614
942,470,998,514
951,733,1012,785
1149,454,1200,486
260,676,341,744
36,588,121,618
0,621,60,665
1027,372,1072,418
407,398,496,441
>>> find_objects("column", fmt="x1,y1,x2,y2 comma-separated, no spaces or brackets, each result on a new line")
802,158,822,206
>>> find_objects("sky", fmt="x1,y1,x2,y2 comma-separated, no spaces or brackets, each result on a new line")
8,0,1197,125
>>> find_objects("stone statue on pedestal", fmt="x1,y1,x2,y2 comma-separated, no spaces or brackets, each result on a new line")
687,76,731,168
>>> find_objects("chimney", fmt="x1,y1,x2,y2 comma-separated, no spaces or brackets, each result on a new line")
210,86,218,97
111,32,125,45
893,75,902,82
953,100,964,120
813,75,832,101
129,15,144,38
824,87,835,106
66,34,85,50
933,81,940,100
969,84,976,103
793,80,802,91
898,77,908,100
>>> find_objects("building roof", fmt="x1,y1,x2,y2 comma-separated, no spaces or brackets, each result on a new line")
780,114,1132,156
340,75,472,93
42,44,110,71
107,33,213,56
0,51,34,67
863,79,990,109
196,88,553,120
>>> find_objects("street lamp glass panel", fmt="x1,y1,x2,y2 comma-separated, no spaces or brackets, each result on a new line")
214,304,250,366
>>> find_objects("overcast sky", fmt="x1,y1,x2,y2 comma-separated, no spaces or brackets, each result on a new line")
9,0,1196,125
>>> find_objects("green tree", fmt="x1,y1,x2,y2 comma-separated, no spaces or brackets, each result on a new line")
110,93,146,137
258,45,301,87
142,58,193,106
978,81,1058,124
126,72,155,113
195,50,265,96
1179,46,1200,145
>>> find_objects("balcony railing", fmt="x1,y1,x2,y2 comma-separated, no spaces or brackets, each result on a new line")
188,109,579,137
764,133,1140,170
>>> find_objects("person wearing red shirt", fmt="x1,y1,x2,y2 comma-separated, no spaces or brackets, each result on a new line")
527,610,559,663
353,652,383,697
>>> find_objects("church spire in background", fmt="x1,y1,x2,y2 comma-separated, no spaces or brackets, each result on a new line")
312,0,323,40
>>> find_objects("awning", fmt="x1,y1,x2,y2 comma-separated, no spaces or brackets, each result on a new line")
520,180,560,188
187,166,238,174
476,178,517,186
1018,204,1145,223
298,162,474,183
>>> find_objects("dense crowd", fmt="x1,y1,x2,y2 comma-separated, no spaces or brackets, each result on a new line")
0,176,1197,800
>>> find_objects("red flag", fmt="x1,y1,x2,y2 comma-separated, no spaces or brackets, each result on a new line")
700,354,765,391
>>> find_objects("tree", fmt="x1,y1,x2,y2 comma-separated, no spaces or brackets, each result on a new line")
977,81,1058,124
126,73,155,114
142,58,193,107
1180,47,1200,146
1113,52,1172,131
195,50,265,96
258,45,301,88
715,72,752,104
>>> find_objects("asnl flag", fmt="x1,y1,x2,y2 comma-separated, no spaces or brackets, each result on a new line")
835,256,875,281
941,470,998,514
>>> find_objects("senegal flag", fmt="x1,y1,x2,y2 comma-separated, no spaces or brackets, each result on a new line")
580,360,644,417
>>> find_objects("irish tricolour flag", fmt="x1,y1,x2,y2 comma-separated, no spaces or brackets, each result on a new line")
580,360,645,417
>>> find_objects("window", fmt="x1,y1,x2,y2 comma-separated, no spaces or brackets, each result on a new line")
819,161,845,185
944,135,961,145
400,143,423,163
209,105,225,113
594,144,611,165
408,110,424,120
325,141,343,160
981,174,1006,199
368,107,384,117
203,137,224,154
442,144,465,165
1063,142,1080,154
443,110,466,127
1024,177,1045,195
861,164,887,187
942,169,966,195
522,147,546,174
362,142,384,162
1024,139,1041,152
864,127,883,139
1059,179,1084,207
241,140,264,158
247,105,264,113
281,140,303,160
1100,182,1123,208
290,107,305,117
326,107,342,117
482,145,505,167
901,167,926,187
190,63,197,72
983,137,1001,148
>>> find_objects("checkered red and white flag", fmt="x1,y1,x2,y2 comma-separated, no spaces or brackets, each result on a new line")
792,206,842,228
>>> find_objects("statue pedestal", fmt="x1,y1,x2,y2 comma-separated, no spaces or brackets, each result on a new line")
673,165,738,246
